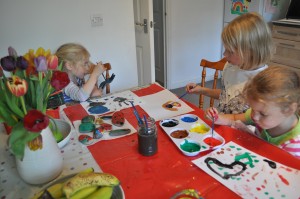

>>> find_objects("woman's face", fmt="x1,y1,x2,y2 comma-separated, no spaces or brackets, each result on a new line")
223,49,242,66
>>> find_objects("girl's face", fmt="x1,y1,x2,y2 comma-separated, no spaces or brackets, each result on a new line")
248,98,290,130
70,59,90,79
223,49,242,66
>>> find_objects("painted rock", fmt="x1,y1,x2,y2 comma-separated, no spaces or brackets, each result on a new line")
109,129,131,136
93,128,104,139
81,115,95,123
88,105,110,114
78,134,93,145
100,123,113,131
94,117,104,125
112,111,125,127
79,123,95,133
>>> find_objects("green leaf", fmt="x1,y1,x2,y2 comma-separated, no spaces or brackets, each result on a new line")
0,102,19,126
3,91,24,118
8,122,40,160
36,83,43,111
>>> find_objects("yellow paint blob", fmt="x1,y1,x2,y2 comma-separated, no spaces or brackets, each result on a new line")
190,123,210,134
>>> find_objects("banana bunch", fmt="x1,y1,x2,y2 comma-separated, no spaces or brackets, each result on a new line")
32,168,120,199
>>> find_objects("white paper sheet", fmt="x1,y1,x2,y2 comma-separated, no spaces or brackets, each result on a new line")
139,89,194,121
81,90,144,115
192,141,300,199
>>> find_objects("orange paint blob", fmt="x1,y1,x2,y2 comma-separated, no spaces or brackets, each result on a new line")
203,137,222,147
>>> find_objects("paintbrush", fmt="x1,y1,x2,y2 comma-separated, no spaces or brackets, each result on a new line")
166,91,188,108
178,91,189,100
129,101,144,125
211,116,215,138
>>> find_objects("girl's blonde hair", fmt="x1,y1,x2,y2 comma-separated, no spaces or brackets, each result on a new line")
222,12,272,70
243,66,300,113
55,43,90,67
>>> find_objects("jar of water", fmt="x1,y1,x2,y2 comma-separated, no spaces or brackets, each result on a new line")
138,117,157,156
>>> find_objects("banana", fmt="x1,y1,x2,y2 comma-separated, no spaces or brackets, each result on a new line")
86,186,114,199
63,172,120,198
70,186,98,199
77,167,94,175
47,182,64,198
32,183,63,199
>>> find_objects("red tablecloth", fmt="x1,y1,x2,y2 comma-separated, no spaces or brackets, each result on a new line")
63,83,300,199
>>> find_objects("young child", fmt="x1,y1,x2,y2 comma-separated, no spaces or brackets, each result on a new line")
186,12,272,114
55,43,107,102
206,66,300,158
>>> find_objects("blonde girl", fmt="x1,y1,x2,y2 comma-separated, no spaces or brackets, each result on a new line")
206,66,300,158
186,12,272,114
55,43,106,102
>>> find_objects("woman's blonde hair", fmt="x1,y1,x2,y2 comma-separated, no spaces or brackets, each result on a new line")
243,66,300,113
222,12,272,70
55,43,90,67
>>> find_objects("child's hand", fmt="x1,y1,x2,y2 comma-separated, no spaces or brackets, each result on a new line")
205,107,219,121
91,86,103,97
92,62,107,76
186,83,201,94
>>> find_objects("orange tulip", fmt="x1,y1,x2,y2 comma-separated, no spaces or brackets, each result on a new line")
6,76,28,97
47,55,58,70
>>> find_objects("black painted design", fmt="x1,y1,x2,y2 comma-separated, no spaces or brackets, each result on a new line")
263,159,277,169
204,157,247,180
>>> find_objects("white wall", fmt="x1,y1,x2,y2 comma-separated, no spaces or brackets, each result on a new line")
166,0,224,89
0,0,225,91
0,0,138,92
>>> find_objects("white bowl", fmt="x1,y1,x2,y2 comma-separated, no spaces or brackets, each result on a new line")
51,119,72,148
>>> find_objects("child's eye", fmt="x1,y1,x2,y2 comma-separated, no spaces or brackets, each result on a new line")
83,62,89,67
260,113,267,117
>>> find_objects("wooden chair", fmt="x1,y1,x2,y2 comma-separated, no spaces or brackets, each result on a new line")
199,57,227,109
103,63,112,94
90,62,113,94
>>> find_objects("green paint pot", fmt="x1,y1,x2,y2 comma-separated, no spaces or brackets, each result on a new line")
180,139,201,156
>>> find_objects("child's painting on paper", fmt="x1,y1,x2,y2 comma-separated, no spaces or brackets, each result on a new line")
192,141,300,198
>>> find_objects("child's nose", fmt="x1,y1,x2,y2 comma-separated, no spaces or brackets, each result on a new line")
251,112,260,122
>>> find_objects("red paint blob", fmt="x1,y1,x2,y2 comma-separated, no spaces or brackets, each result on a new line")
203,137,222,147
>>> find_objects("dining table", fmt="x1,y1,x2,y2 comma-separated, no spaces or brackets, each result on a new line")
1,82,300,199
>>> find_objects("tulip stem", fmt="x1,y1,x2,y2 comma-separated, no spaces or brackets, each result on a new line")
20,96,27,115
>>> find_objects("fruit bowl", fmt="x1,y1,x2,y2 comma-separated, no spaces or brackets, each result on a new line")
32,171,125,199
50,119,72,148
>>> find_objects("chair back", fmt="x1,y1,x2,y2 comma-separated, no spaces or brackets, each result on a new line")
90,62,112,94
103,63,112,94
199,58,226,109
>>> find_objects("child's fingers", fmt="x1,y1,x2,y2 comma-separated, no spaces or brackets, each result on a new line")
205,107,219,121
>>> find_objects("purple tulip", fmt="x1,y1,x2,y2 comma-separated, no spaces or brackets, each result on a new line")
8,46,18,58
34,56,47,72
0,56,16,71
16,56,28,70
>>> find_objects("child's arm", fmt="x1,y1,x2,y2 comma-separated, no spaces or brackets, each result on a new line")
82,62,106,97
205,107,246,126
186,83,221,99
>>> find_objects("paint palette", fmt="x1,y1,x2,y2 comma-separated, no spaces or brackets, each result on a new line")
159,114,225,156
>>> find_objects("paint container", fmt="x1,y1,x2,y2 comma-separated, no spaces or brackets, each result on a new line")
138,117,157,156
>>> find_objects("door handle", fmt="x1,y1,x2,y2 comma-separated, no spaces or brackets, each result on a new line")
135,19,148,33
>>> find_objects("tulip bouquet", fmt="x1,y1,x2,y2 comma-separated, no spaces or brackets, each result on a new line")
0,47,70,160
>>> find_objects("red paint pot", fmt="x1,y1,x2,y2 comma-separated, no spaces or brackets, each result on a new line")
202,134,225,149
